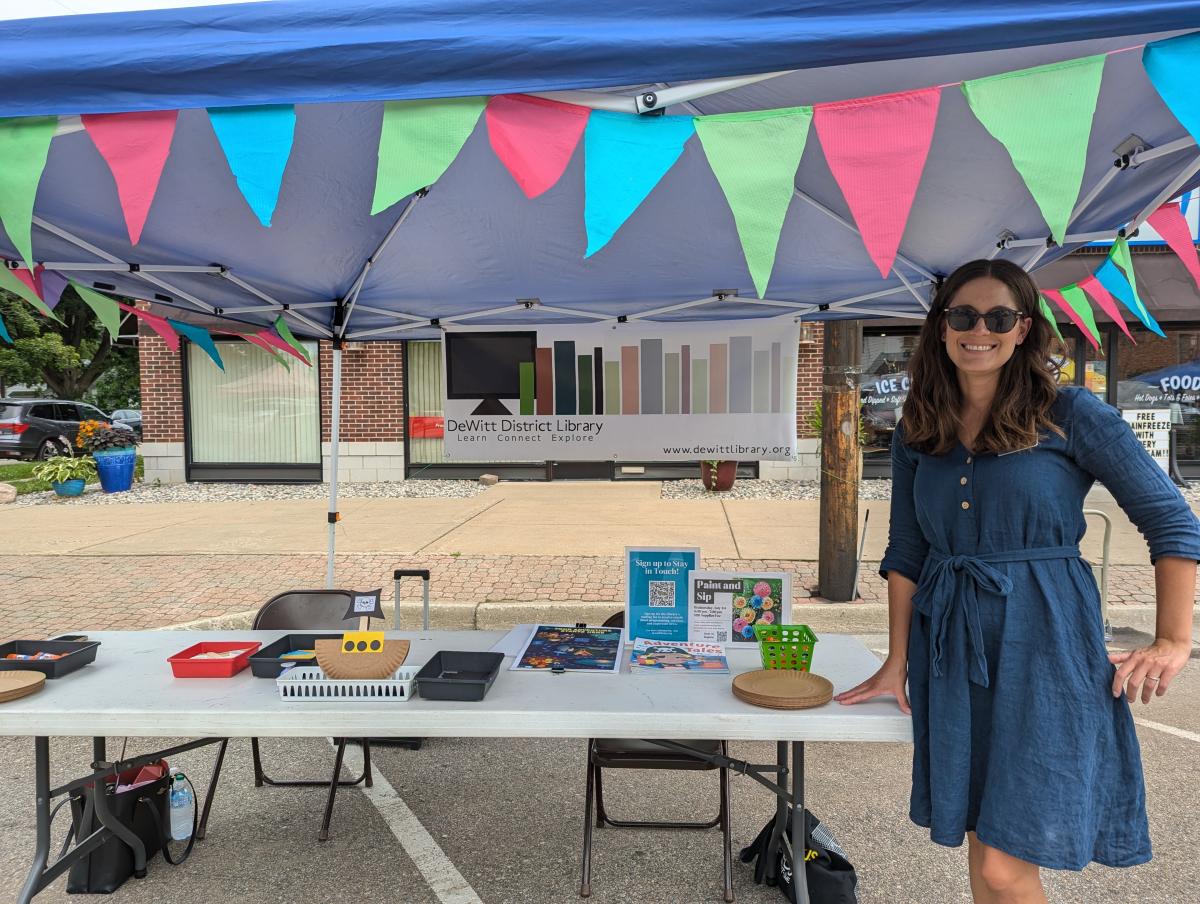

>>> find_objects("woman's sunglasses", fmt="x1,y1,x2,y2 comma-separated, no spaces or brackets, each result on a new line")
943,306,1025,334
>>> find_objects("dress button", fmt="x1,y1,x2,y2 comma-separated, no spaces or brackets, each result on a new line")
960,476,968,486
966,456,973,464
961,500,970,510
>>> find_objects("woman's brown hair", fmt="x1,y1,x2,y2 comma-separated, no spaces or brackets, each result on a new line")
901,258,1063,456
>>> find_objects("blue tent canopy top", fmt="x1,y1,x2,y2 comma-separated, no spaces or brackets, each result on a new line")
3,1,1200,340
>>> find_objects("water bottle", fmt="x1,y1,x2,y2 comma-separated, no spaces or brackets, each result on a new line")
169,773,194,842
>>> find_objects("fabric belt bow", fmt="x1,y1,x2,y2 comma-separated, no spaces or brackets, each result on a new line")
911,546,1079,687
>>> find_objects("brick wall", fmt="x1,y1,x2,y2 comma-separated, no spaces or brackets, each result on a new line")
796,324,824,438
138,327,184,443
318,341,406,442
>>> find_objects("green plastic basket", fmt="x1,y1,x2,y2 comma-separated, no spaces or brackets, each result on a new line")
753,624,818,671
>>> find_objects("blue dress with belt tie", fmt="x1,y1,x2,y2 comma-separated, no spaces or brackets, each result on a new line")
879,386,1200,870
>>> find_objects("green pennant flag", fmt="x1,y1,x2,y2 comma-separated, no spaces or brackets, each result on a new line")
0,264,62,322
273,314,312,365
1038,295,1064,343
71,281,123,339
0,117,56,270
371,96,487,215
1109,235,1140,295
962,55,1105,245
694,107,812,298
1059,283,1101,344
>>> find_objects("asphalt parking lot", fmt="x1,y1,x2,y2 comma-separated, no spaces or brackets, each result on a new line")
2,637,1196,904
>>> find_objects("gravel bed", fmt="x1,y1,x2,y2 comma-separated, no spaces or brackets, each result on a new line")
10,478,488,506
660,478,893,500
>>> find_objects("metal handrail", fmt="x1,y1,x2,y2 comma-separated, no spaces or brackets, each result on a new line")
1083,508,1113,641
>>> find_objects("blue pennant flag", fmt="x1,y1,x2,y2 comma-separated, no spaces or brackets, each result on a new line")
168,319,225,369
1093,259,1165,337
208,105,296,227
584,111,695,257
0,312,11,345
1144,34,1200,144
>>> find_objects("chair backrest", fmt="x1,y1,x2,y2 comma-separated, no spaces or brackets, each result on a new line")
602,611,624,629
253,589,359,630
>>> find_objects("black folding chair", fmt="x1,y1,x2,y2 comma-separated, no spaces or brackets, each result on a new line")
579,612,733,901
197,590,373,842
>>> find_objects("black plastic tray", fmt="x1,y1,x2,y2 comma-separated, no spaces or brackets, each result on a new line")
0,640,100,678
249,634,342,679
415,651,504,701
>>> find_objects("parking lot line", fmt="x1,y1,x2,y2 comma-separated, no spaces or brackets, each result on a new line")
336,742,484,904
1134,718,1200,745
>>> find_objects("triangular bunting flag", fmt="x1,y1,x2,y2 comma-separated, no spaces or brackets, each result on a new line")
962,55,1104,245
0,263,60,321
0,312,11,345
255,326,310,366
1042,288,1098,348
1058,284,1102,348
1146,202,1200,290
813,87,940,278
372,96,487,215
1038,296,1065,343
241,331,292,369
486,95,590,199
81,110,178,244
694,106,812,298
117,302,179,351
71,281,123,340
208,105,296,227
272,315,312,365
11,265,43,299
169,319,224,369
1078,274,1135,342
1107,236,1166,337
1094,257,1164,337
584,111,695,257
40,270,68,309
0,116,56,269
1144,33,1200,145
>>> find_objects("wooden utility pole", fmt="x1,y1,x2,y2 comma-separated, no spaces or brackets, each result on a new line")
818,320,862,602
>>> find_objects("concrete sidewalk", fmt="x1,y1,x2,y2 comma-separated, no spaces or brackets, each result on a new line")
1,481,1195,641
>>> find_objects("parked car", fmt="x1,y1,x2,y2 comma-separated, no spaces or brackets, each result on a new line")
0,399,136,460
110,408,143,440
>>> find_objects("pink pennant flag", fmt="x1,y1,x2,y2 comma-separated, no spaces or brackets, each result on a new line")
118,302,179,351
813,87,941,278
82,111,179,245
1042,288,1099,349
11,265,43,299
1146,202,1200,290
1077,274,1135,342
486,95,590,198
254,327,311,365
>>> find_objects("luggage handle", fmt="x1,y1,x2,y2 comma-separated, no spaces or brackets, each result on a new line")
393,569,431,631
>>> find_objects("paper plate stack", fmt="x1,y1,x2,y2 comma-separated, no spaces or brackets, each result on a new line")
732,669,833,710
0,671,46,704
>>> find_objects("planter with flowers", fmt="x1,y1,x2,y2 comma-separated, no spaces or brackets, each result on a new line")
77,419,138,493
32,452,97,498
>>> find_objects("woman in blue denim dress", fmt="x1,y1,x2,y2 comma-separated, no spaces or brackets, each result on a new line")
835,259,1200,904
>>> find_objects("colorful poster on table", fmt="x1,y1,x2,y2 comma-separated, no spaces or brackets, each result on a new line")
440,318,800,462
688,570,793,644
510,624,623,672
624,546,700,644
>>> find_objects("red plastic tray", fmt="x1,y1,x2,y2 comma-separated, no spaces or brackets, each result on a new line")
168,641,261,678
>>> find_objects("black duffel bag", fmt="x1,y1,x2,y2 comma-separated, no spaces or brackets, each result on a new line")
740,806,859,904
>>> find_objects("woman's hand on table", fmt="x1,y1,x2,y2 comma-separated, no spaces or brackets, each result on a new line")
833,657,911,714
1110,638,1192,704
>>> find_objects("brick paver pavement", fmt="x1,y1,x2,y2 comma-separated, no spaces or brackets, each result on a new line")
0,553,1176,640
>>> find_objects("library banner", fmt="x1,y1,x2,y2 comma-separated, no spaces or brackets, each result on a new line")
441,318,799,461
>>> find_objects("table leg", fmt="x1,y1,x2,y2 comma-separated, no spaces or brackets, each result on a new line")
16,738,51,904
792,741,810,904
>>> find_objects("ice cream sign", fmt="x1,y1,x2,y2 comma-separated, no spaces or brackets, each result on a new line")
863,375,911,395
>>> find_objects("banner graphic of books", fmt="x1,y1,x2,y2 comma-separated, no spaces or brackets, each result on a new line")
517,337,786,417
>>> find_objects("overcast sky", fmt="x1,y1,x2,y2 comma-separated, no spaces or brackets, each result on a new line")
0,0,273,20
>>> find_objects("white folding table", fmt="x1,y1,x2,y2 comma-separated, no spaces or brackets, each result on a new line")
0,630,911,904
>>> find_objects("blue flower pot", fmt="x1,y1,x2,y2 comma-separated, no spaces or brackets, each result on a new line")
93,448,136,493
52,479,86,497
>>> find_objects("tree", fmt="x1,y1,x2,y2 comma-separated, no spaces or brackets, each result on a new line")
0,285,138,401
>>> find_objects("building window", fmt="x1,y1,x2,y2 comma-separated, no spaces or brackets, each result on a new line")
860,331,919,473
1114,325,1200,471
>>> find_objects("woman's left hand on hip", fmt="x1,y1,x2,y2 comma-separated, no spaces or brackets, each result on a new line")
1109,639,1192,704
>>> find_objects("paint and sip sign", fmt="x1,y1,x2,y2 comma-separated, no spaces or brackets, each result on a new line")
440,319,800,461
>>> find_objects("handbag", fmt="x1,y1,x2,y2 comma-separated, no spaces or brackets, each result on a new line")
66,761,195,894
739,806,859,904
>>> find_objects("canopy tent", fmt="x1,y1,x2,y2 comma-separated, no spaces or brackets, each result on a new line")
6,1,1200,583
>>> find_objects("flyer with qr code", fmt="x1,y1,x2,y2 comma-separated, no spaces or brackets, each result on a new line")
688,570,793,645
624,547,700,644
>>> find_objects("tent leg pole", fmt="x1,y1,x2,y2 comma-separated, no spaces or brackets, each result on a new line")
326,344,343,589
